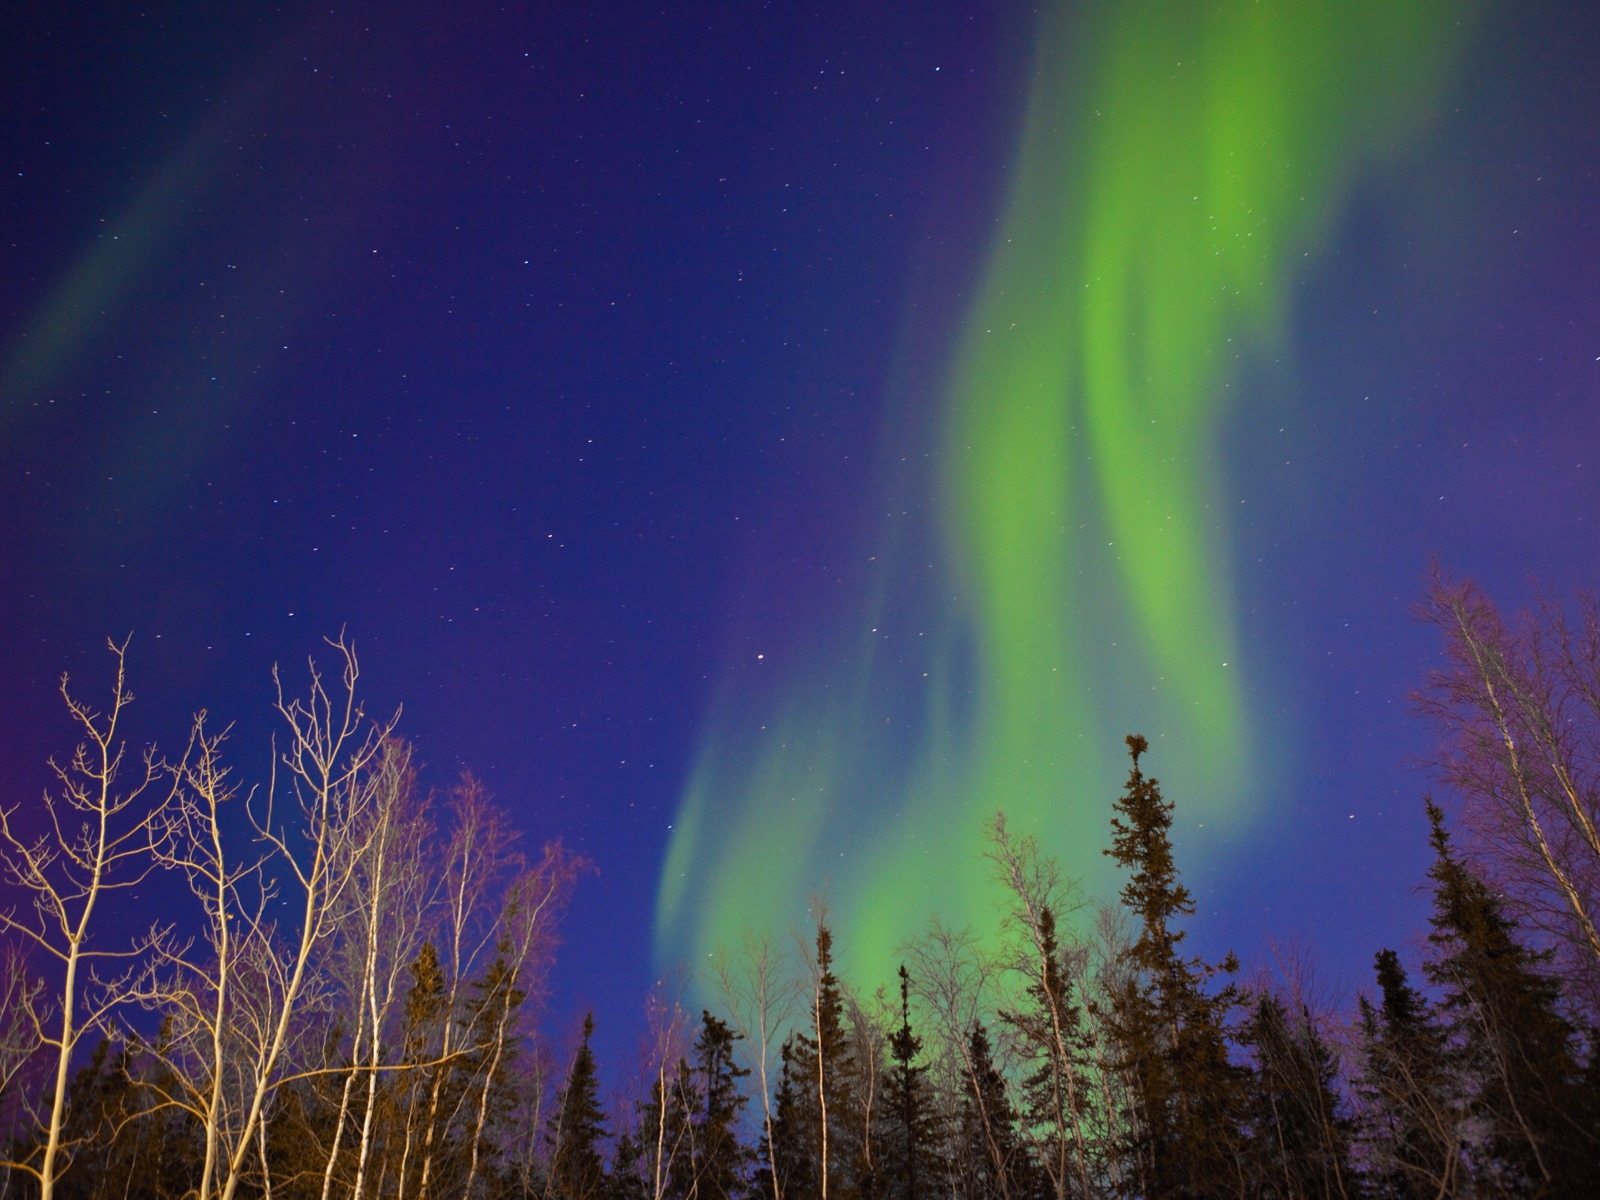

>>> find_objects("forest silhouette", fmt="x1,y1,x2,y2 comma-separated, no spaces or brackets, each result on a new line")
3,574,1599,1199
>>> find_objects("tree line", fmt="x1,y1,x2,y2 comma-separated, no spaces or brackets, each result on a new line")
0,638,583,1199
3,575,1600,1198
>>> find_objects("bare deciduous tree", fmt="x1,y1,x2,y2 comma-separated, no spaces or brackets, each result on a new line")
1418,573,1600,1008
712,931,796,1200
310,739,434,1200
215,636,397,1200
0,636,589,1200
133,710,264,1200
404,773,523,1200
119,639,398,1200
985,814,1094,1200
902,917,1017,1200
1079,904,1136,1197
0,946,44,1144
635,983,692,1200
0,639,167,1199
845,989,886,1200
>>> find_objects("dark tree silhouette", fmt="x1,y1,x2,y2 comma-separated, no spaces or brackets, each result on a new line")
1423,798,1597,1196
1355,950,1461,1200
548,1015,611,1200
1240,992,1356,1200
1100,734,1246,1200
952,1024,1030,1200
881,968,938,1200
691,1011,752,1200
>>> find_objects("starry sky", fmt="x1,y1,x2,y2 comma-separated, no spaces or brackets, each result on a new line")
4,0,1600,1067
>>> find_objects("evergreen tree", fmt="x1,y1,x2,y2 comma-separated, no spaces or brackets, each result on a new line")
761,1035,818,1200
1101,734,1246,1200
953,1024,1030,1200
548,1014,611,1200
1422,799,1597,1196
1355,950,1460,1200
881,968,938,1200
612,1128,650,1200
115,1037,202,1200
692,1011,752,1200
391,940,449,1197
765,925,860,1200
811,926,861,1200
453,943,530,1192
1240,993,1356,1200
404,941,448,1057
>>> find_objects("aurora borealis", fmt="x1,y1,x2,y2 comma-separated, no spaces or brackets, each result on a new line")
4,0,1600,1062
658,0,1465,978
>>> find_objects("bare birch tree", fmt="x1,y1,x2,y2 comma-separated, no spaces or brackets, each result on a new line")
310,738,434,1200
130,710,266,1200
404,773,523,1200
0,639,167,1199
119,640,393,1200
503,1034,558,1199
1077,904,1136,1196
0,946,44,1150
712,932,796,1200
1418,573,1600,1006
845,990,887,1199
902,918,1017,1200
208,635,396,1200
0,633,591,1200
636,985,692,1200
984,814,1094,1200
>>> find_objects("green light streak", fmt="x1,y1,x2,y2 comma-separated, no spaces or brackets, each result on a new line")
659,0,1462,981
1,96,257,430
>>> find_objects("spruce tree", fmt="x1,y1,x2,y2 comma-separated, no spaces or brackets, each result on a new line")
881,968,938,1200
762,1035,819,1200
403,941,447,1059
1240,992,1356,1200
1422,799,1596,1196
693,1011,752,1200
814,926,860,1200
1355,950,1460,1200
456,943,529,1190
612,1129,650,1200
393,941,452,1198
953,1024,1030,1200
769,924,859,1200
1101,734,1245,1200
548,1014,611,1200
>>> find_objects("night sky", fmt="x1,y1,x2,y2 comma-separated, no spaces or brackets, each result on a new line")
4,0,1600,1070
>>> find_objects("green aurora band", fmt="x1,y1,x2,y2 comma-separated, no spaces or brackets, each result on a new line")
658,0,1463,979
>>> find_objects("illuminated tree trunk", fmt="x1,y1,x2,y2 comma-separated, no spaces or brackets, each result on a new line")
713,933,796,1200
0,642,165,1200
1419,576,1600,986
